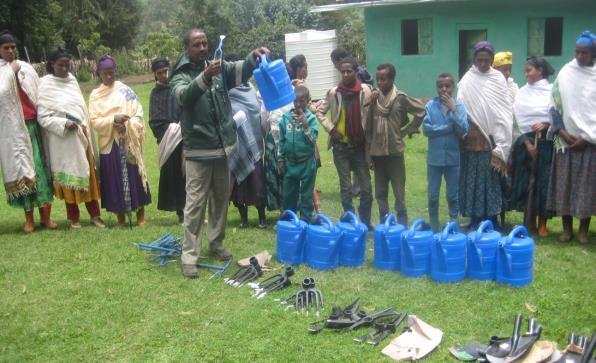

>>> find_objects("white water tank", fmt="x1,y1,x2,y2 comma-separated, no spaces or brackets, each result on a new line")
285,29,337,100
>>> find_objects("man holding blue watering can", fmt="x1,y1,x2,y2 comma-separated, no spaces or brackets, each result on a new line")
170,28,269,278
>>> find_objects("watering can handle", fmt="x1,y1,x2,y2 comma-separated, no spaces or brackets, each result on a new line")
440,221,460,240
258,54,275,87
384,213,397,229
468,239,484,269
408,219,428,237
435,238,449,270
402,236,415,265
314,214,334,231
506,225,529,245
259,53,269,67
500,244,513,273
281,209,300,226
474,220,494,243
340,211,359,227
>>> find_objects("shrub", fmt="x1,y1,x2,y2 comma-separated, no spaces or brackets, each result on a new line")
77,68,92,83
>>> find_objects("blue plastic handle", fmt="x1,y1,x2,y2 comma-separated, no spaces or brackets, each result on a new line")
313,214,334,231
340,211,359,227
440,221,460,241
280,210,300,226
384,213,397,229
473,220,494,244
408,219,429,238
505,225,529,245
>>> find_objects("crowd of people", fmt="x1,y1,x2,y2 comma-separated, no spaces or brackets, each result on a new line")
0,28,594,278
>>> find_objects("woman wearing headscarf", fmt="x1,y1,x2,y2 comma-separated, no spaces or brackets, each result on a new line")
0,31,57,232
510,57,555,237
37,48,105,229
547,31,596,244
457,41,513,230
493,51,520,101
148,57,185,224
89,54,151,226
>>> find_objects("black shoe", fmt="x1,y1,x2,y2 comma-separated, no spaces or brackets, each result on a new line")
239,222,249,228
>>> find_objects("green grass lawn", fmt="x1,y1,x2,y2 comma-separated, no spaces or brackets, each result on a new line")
1,81,594,362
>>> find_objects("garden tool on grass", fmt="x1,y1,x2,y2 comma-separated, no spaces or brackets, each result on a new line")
504,318,542,362
554,332,595,363
354,311,408,345
136,233,182,267
278,277,324,316
197,256,233,280
248,266,294,299
485,314,542,363
308,298,367,334
224,256,262,287
449,343,490,361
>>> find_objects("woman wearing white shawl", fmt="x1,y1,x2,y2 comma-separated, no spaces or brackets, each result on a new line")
457,41,513,229
37,48,105,229
510,57,555,237
89,55,151,227
546,31,596,244
0,32,57,233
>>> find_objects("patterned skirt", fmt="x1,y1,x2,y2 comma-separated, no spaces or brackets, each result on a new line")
546,144,595,219
99,142,151,214
8,120,54,210
509,133,553,217
459,150,503,218
264,133,283,211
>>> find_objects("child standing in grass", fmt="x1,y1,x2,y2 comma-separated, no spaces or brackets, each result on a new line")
423,73,469,232
278,85,318,222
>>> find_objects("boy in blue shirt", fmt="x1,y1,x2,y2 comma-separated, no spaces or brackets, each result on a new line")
423,73,469,232
278,85,319,222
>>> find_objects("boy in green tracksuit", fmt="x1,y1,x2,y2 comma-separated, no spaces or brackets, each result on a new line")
278,85,318,222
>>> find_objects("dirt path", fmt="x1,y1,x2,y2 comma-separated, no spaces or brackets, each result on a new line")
80,73,153,93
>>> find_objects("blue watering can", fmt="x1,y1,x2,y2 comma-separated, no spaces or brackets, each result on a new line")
373,214,405,270
401,219,433,277
431,222,467,283
276,210,307,265
305,214,342,270
467,220,501,280
336,211,368,267
253,54,295,111
496,225,534,287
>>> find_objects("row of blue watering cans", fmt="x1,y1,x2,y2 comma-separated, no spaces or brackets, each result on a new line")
276,211,368,270
373,216,535,287
253,54,295,111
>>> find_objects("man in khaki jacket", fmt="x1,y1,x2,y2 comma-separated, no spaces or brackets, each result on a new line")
316,57,374,229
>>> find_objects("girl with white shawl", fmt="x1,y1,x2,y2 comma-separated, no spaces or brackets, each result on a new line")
546,31,596,244
457,41,513,229
510,56,555,237
0,31,57,233
89,55,151,227
37,48,105,229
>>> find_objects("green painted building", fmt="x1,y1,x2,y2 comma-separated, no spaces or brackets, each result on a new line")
313,0,596,97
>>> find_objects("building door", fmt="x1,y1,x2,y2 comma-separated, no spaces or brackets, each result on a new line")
459,29,487,79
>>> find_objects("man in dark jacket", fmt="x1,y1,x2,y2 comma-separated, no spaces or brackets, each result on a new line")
170,28,268,278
